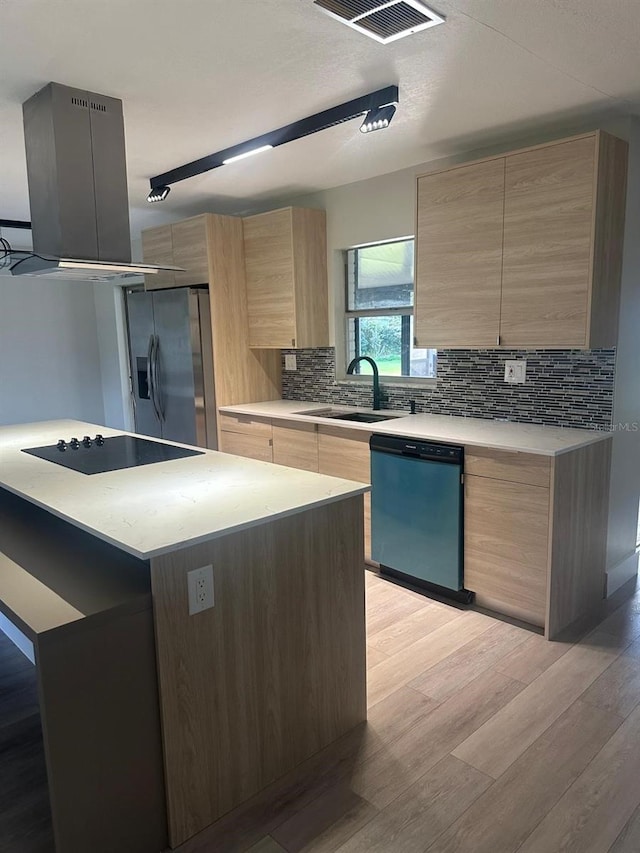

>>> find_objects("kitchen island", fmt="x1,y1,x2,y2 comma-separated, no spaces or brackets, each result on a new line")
0,420,369,852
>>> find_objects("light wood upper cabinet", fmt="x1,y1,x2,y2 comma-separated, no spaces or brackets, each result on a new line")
415,158,505,348
243,207,329,349
500,136,596,347
172,217,209,287
142,214,209,290
415,131,628,349
141,224,175,290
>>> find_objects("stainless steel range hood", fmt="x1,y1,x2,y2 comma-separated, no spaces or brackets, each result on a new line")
13,82,179,282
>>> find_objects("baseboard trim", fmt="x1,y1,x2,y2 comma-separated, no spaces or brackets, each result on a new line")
607,550,640,596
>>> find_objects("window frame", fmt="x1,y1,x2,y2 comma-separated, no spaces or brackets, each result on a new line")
339,237,437,386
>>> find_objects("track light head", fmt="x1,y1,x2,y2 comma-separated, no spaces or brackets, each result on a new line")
147,185,171,203
360,104,396,134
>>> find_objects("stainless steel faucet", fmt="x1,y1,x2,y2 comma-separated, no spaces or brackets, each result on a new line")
346,356,389,411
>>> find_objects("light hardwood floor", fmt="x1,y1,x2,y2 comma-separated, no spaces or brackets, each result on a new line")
4,569,639,853
178,569,640,853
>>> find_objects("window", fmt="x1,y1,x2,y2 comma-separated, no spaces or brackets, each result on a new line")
345,238,436,379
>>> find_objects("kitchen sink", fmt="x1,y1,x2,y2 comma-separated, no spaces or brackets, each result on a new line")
327,412,399,424
294,408,400,424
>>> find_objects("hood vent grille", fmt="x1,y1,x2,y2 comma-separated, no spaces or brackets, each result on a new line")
314,0,444,43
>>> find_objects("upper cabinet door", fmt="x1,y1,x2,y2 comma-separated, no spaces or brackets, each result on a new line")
142,224,175,290
172,216,210,286
415,159,505,348
244,208,297,348
500,136,596,348
243,207,329,349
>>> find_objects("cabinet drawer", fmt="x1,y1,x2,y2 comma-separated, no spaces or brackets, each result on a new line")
317,426,371,483
465,447,551,488
218,413,273,438
464,474,549,627
219,430,273,463
272,421,318,472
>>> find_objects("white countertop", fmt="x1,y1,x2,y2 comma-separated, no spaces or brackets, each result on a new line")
0,420,368,560
219,400,610,456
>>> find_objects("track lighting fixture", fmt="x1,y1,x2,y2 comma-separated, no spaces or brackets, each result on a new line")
222,145,274,165
147,185,171,203
360,104,397,133
147,85,399,202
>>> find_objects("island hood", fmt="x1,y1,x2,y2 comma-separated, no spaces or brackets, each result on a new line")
13,82,179,282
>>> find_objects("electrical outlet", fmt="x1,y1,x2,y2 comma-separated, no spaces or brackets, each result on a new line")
284,353,297,371
504,359,527,384
187,565,214,615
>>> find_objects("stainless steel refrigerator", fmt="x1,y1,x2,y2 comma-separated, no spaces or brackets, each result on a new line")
124,286,217,448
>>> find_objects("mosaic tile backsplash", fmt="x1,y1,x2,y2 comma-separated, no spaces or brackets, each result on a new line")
281,347,616,430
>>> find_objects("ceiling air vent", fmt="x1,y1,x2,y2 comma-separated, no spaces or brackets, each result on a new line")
314,0,444,44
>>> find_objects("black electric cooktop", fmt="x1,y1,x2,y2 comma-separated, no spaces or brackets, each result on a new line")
22,434,204,475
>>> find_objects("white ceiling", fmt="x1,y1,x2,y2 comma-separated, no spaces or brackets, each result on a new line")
1,0,639,237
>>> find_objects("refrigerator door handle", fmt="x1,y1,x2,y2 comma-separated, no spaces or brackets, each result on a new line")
152,334,165,423
147,335,158,422
148,335,162,423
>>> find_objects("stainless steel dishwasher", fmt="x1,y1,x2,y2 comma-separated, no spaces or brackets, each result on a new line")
370,434,473,604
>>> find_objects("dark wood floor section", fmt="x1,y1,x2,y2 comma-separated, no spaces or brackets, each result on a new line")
177,570,640,853
0,637,54,853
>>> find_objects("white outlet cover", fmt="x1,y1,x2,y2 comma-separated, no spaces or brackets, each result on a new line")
187,565,214,615
504,359,527,384
284,353,297,371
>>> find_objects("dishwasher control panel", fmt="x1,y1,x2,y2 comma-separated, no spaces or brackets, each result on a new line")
370,434,463,464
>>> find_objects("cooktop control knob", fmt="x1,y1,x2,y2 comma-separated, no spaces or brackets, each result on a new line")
95,434,105,446
82,436,92,447
69,437,79,449
56,439,66,451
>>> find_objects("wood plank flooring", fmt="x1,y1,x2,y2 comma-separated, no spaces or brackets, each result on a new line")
4,569,639,853
0,635,54,853
178,570,640,853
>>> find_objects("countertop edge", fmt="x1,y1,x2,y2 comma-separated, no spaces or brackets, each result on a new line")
0,480,370,560
219,403,610,456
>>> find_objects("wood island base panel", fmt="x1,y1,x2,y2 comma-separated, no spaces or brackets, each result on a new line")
151,496,367,848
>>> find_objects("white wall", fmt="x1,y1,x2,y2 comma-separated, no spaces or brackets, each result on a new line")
0,276,105,426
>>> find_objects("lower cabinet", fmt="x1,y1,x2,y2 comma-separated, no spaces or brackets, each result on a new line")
272,421,319,472
317,426,371,482
219,412,611,637
218,413,273,463
318,426,372,561
464,474,550,627
464,447,551,627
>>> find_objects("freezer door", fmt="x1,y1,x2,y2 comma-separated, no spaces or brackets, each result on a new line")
126,290,162,439
371,451,463,590
151,288,200,446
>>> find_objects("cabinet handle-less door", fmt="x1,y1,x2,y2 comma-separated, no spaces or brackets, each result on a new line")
415,158,505,348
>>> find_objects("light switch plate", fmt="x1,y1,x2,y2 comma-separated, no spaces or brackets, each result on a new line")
284,353,297,371
187,565,214,615
504,359,527,384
